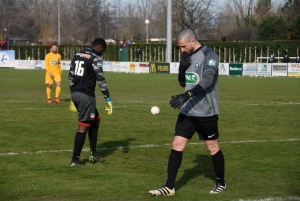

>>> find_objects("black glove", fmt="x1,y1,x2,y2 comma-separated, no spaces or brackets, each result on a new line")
169,90,193,109
179,52,191,73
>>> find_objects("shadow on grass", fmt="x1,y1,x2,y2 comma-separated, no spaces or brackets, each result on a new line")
60,98,71,102
97,138,136,157
176,154,215,191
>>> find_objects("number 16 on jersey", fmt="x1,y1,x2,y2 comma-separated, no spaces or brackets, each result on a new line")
74,60,84,76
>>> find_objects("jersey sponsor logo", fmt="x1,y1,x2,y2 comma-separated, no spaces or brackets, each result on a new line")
51,61,58,65
185,72,200,84
195,62,200,68
90,113,95,119
97,62,103,68
76,53,91,59
208,59,216,66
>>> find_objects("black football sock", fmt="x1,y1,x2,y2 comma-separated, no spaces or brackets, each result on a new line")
211,149,225,185
88,125,98,155
71,132,87,162
165,149,183,189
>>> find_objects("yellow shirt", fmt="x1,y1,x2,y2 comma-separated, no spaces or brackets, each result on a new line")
45,52,62,74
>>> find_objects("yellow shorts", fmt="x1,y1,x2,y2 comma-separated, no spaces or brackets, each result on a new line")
45,72,61,84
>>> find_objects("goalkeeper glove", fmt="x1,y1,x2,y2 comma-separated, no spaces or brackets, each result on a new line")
69,100,77,112
169,90,193,109
179,52,192,73
105,97,113,115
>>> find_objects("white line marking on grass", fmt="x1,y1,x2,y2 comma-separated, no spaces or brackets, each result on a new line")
1,101,300,111
237,196,300,201
0,138,299,157
3,100,300,105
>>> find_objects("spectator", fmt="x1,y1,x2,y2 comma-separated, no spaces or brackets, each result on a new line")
135,46,142,62
295,55,300,63
283,53,289,63
126,39,132,45
268,54,276,63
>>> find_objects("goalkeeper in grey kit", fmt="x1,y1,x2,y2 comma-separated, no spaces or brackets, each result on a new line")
68,38,113,167
149,28,226,196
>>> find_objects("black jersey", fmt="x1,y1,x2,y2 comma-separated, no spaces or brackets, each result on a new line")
69,48,110,98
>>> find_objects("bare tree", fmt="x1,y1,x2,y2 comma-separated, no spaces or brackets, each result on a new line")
173,0,216,40
215,0,257,41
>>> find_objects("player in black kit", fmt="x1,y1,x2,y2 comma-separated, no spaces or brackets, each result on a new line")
68,38,113,167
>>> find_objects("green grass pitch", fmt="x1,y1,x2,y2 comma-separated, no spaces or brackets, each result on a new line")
0,69,299,201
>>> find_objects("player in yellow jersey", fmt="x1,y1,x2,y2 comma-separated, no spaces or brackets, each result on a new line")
45,44,62,103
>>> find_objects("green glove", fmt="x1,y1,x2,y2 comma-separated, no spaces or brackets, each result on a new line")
105,97,113,115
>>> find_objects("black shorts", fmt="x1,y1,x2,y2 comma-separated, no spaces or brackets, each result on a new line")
174,113,219,140
71,92,99,124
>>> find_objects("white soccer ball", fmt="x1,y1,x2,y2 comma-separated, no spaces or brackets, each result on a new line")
151,106,160,115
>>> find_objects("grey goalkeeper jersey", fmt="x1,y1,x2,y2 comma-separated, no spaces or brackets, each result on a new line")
180,45,219,117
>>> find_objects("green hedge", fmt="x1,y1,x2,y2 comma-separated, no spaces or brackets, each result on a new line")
11,44,119,61
10,40,300,63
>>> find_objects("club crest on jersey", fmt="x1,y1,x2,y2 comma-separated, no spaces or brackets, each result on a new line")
90,113,95,118
97,62,103,67
208,59,216,66
185,72,200,84
194,62,200,68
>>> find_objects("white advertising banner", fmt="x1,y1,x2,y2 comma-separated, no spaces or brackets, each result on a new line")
219,63,229,75
170,62,180,74
15,60,71,70
61,61,71,70
16,60,45,69
288,63,300,77
137,62,149,73
243,63,257,76
112,62,130,73
272,63,288,76
103,61,112,72
129,62,138,73
257,63,271,76
0,50,15,68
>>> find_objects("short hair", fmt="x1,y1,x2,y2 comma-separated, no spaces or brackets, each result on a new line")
50,43,57,48
177,28,197,42
92,38,106,49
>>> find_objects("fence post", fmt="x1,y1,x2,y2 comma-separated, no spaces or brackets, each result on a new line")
149,45,152,62
249,46,251,63
146,46,148,62
218,47,220,63
38,48,40,60
254,46,256,63
260,47,262,63
229,48,231,63
224,47,227,63
153,47,156,62
233,48,235,63
244,47,246,63
162,46,164,62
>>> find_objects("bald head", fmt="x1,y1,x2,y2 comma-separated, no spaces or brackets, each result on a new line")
177,28,200,54
177,28,197,43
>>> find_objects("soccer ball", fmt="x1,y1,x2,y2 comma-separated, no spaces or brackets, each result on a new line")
151,106,160,115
